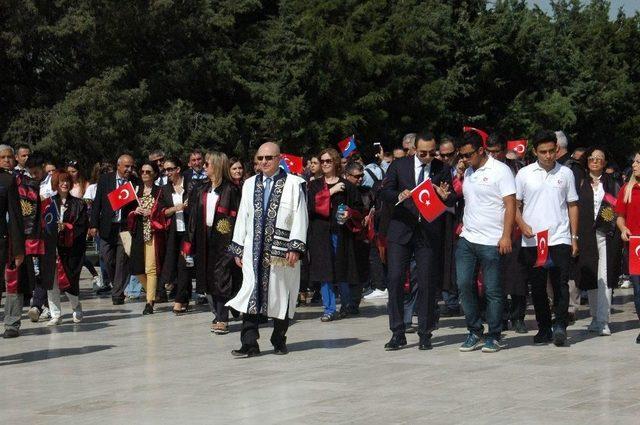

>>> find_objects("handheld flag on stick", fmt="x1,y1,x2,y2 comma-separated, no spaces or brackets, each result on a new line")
338,135,357,158
107,181,137,211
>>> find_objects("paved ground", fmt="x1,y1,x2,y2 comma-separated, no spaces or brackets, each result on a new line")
1,274,639,425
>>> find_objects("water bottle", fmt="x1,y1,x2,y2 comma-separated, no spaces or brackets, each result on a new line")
336,203,347,225
185,255,194,268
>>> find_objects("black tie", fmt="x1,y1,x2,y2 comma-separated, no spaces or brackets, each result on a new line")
418,164,426,184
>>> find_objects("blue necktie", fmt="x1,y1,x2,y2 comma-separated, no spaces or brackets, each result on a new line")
263,177,272,209
418,164,426,185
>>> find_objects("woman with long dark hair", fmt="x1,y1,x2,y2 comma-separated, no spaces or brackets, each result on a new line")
159,158,194,314
307,148,364,322
576,147,621,336
229,157,245,187
184,151,241,334
40,171,88,325
128,161,166,315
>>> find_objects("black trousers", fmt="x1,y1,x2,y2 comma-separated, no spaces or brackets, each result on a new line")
521,244,571,329
241,313,289,348
100,224,131,301
369,244,387,291
387,231,438,337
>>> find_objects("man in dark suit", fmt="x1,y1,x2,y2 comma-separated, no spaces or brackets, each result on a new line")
89,154,139,305
379,132,454,350
0,145,26,338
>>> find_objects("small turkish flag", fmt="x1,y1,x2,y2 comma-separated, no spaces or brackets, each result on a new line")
280,154,304,174
629,236,640,275
507,139,527,158
535,229,549,268
463,126,489,147
107,181,137,211
411,179,447,222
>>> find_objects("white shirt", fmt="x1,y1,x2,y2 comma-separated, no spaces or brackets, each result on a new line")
205,187,219,227
414,155,430,185
590,176,604,221
83,183,97,201
460,156,516,245
155,175,168,186
516,161,578,247
172,192,186,232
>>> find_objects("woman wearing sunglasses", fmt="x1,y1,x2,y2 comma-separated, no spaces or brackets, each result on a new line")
128,161,166,315
307,148,364,321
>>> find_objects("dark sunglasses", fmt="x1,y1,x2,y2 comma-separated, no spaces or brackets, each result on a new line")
402,148,410,153
164,166,177,173
440,152,456,158
256,155,276,162
417,150,437,158
459,150,477,159
349,173,364,179
320,159,333,164
67,160,79,167
140,169,155,175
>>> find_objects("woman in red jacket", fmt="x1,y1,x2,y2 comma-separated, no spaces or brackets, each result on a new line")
616,152,640,344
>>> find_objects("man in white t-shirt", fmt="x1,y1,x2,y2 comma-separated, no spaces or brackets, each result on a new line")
515,130,579,347
456,131,516,353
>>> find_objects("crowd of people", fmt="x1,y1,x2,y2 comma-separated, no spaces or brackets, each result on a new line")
0,130,639,356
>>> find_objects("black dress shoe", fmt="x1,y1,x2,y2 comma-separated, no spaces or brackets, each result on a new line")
384,334,407,351
533,328,553,345
142,303,154,315
418,336,432,350
3,328,19,338
273,343,289,355
231,345,261,358
112,298,125,305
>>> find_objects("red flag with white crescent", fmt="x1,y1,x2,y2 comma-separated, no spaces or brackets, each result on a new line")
107,181,136,211
507,139,527,158
281,153,304,174
629,236,640,275
535,229,549,268
410,179,447,223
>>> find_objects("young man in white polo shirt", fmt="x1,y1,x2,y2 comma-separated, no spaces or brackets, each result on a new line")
456,131,516,353
515,130,579,347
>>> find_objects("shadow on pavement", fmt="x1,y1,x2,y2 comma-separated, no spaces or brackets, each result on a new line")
0,345,115,366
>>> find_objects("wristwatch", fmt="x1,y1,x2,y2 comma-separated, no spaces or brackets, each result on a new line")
571,235,579,240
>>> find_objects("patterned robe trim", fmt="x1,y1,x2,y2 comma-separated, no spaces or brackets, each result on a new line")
287,239,307,254
249,171,287,315
228,241,243,257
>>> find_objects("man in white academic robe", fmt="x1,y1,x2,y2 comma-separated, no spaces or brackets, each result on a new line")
227,142,308,357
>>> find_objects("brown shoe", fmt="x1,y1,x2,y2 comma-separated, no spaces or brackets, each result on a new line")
213,322,229,335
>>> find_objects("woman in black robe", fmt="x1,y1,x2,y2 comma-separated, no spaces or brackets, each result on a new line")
41,170,88,326
184,151,241,334
576,147,621,336
159,158,194,314
307,148,364,322
128,161,166,315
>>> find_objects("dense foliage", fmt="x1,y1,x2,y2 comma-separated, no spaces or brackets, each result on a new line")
1,0,639,168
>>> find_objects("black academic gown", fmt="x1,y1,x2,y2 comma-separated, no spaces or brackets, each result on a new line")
41,195,88,294
159,176,191,285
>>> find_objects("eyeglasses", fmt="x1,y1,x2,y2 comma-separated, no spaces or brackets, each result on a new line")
153,157,165,163
417,150,437,158
256,155,277,162
588,157,605,163
459,150,477,159
164,166,177,173
140,169,154,175
440,152,456,158
320,159,333,164
349,173,364,179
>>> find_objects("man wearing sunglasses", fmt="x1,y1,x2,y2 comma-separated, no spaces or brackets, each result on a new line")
379,132,455,351
227,141,308,357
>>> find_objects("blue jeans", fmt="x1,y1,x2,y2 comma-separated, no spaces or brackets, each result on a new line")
632,275,640,318
456,238,503,339
320,234,351,315
125,275,142,297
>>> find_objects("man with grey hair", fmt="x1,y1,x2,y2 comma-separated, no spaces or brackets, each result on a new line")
402,133,417,156
555,131,570,164
89,154,140,305
0,144,26,338
149,149,167,186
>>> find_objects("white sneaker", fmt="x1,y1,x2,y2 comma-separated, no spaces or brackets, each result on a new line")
364,289,388,300
599,323,611,336
41,307,51,320
46,317,62,326
27,307,41,323
92,274,104,289
587,319,600,332
72,309,83,323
